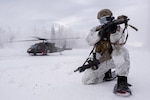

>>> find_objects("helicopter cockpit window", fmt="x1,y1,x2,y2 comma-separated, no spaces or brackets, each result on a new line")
31,45,37,49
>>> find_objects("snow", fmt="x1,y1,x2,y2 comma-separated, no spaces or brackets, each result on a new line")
0,44,150,100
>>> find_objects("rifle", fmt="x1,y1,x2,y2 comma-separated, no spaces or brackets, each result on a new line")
99,15,138,40
74,53,100,72
99,16,129,40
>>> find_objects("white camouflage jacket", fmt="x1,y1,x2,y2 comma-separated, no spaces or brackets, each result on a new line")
86,25,125,49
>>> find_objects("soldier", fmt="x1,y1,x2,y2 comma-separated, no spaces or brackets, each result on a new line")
82,9,132,96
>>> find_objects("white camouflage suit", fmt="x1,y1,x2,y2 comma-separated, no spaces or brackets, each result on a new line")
82,26,130,85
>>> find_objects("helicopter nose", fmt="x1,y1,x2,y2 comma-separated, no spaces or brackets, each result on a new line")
27,48,32,53
28,48,31,51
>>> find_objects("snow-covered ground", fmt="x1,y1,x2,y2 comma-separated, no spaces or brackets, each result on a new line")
0,44,150,100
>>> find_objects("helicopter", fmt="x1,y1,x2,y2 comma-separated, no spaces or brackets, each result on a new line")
14,37,78,56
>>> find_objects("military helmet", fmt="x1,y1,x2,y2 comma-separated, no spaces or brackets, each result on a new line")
97,9,112,19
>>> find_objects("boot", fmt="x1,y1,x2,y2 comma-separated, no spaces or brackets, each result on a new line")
103,69,116,81
113,76,132,96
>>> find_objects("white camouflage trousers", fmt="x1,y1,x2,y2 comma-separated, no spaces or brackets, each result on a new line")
82,47,130,85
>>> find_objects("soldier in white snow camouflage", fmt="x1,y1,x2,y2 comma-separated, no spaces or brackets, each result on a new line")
81,9,134,96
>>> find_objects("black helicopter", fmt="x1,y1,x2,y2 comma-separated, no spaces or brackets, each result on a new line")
15,37,77,56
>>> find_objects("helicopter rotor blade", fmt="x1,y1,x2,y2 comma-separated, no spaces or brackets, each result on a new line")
12,39,39,42
32,36,48,41
11,37,81,42
47,37,81,40
32,36,80,41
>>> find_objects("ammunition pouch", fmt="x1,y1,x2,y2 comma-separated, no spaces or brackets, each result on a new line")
95,40,113,62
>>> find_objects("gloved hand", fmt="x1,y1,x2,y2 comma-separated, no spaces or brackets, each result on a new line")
117,15,128,20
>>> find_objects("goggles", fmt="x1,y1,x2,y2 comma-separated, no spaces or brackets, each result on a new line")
99,16,112,24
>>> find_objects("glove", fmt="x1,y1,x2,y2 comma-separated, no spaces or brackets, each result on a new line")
117,15,128,20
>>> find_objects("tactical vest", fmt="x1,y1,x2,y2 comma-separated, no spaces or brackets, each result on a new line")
95,25,124,62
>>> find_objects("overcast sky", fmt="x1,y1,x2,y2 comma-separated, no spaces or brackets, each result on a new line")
0,0,149,45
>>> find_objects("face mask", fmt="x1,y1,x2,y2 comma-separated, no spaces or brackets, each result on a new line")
99,16,112,24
